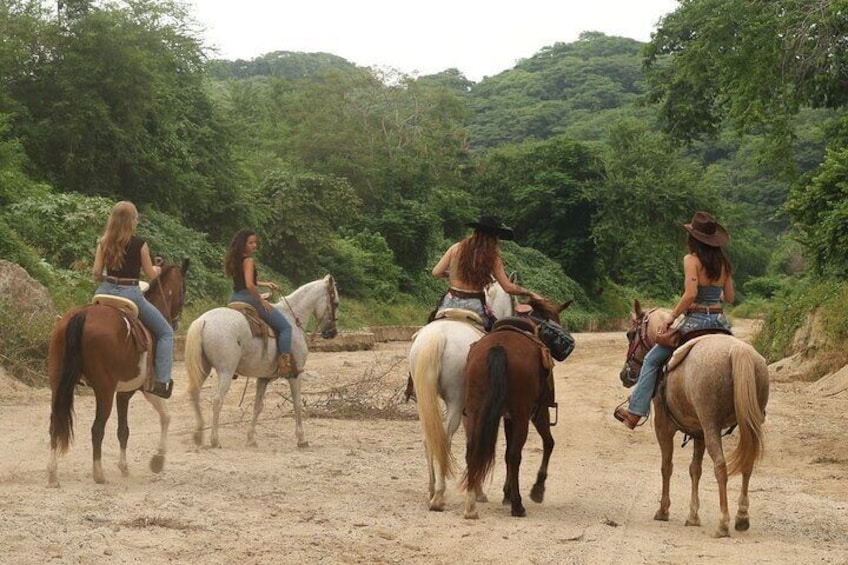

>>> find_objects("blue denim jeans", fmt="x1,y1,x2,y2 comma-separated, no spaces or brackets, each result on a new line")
628,312,731,416
95,282,173,384
230,290,292,354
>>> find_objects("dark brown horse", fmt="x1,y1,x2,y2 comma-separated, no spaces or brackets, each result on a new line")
462,298,570,519
620,300,769,537
47,259,188,487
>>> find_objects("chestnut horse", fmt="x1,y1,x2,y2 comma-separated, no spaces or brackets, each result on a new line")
47,259,189,487
619,300,769,537
462,298,570,519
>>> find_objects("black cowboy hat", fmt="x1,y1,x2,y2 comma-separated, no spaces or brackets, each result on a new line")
465,213,514,241
683,211,730,247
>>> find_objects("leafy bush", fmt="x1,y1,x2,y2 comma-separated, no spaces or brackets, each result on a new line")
743,275,789,299
0,296,51,387
319,231,402,301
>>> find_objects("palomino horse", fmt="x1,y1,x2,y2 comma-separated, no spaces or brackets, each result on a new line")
462,298,570,519
47,259,189,487
620,300,769,537
185,275,339,448
407,281,515,511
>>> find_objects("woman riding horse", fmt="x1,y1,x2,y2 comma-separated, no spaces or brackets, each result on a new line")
431,213,542,329
92,201,174,398
615,211,735,429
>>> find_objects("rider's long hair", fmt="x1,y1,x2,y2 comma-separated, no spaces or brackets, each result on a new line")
687,235,733,281
100,201,138,271
224,228,256,278
456,230,500,290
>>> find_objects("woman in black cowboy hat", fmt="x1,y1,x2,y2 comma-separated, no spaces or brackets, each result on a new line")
431,213,541,328
615,211,735,429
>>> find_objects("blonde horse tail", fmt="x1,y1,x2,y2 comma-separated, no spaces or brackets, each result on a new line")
413,332,454,478
184,318,208,395
726,343,766,476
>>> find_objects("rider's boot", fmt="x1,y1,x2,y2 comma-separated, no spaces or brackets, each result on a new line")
277,353,297,379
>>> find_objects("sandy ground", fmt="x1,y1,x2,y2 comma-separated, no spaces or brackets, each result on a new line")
1,319,847,565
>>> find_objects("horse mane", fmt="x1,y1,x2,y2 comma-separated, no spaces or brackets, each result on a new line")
147,263,178,294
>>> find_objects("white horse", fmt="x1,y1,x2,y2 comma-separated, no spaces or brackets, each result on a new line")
184,275,339,448
408,281,515,511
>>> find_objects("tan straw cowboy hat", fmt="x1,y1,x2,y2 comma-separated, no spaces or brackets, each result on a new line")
683,211,729,247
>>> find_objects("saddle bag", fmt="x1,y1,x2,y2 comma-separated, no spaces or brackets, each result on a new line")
536,319,575,362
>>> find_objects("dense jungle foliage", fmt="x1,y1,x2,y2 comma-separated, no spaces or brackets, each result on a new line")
3,0,848,377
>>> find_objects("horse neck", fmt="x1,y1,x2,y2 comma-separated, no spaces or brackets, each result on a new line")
276,280,324,324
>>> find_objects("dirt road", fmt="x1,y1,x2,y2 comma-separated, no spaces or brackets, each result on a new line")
1,320,846,564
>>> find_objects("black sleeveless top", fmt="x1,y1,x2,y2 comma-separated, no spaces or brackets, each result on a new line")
106,236,145,278
233,259,258,292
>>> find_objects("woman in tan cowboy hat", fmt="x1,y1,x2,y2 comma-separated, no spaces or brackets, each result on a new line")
431,213,541,329
615,211,735,429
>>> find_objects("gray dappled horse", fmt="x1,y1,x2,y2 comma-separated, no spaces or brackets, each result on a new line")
184,275,338,448
621,300,769,537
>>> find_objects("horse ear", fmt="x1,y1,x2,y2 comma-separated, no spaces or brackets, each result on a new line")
557,300,573,313
634,299,642,316
509,271,518,283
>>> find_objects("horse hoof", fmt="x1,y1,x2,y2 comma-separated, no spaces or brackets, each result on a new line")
735,517,750,531
94,476,106,485
297,440,310,448
511,507,527,518
464,511,479,520
47,479,60,489
501,496,509,506
685,517,701,527
653,511,669,521
428,503,445,512
530,486,545,504
712,528,730,539
149,454,165,474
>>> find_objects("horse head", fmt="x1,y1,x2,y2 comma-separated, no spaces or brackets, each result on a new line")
145,257,189,330
318,274,339,339
620,299,673,387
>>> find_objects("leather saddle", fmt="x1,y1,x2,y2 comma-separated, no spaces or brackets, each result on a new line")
228,301,276,339
91,294,151,353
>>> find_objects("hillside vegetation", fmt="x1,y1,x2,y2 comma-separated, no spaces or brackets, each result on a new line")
2,1,848,382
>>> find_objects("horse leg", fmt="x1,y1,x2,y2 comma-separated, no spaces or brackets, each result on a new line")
190,387,206,447
143,392,169,473
428,400,463,511
211,373,235,448
530,408,554,504
501,417,514,505
91,388,115,484
247,378,269,447
703,428,731,537
116,392,132,477
685,438,706,527
653,408,675,521
735,468,752,531
506,417,529,517
289,375,309,448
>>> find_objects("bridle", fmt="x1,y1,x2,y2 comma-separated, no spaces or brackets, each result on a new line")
314,275,339,338
281,275,339,339
624,308,656,375
147,265,186,329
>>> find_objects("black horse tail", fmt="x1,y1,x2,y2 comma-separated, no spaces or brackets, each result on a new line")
50,312,86,454
464,345,508,490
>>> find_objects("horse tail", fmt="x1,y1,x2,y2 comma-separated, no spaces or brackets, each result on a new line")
49,312,86,454
412,331,454,478
463,345,507,491
184,318,208,395
726,343,766,476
